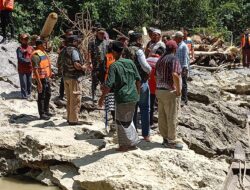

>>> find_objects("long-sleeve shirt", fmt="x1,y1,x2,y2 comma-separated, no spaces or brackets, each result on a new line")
176,41,189,69
16,45,33,74
136,49,151,74
17,47,31,64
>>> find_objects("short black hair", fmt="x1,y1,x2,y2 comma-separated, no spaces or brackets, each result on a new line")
129,32,142,43
36,39,44,47
155,47,165,56
112,41,124,53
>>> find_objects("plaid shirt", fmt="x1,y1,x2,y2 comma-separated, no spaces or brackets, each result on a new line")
155,54,182,90
176,41,189,69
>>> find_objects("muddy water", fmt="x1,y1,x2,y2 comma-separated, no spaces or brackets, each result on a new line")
0,177,60,190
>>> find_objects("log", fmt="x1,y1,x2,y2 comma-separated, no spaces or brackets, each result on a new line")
40,13,58,38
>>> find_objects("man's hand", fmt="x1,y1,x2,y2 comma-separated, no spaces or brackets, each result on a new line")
98,96,105,108
176,90,181,97
74,62,82,70
38,83,43,94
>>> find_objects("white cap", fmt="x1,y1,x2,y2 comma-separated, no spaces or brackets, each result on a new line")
128,30,135,35
152,28,161,35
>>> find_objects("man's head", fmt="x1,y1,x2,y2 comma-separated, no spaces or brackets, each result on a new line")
155,46,165,56
129,32,143,47
36,39,46,51
183,29,189,39
151,28,161,43
19,33,29,45
66,35,79,47
148,27,155,40
96,28,106,41
165,40,178,54
173,31,184,44
117,35,129,47
65,29,73,37
245,29,249,35
112,41,124,60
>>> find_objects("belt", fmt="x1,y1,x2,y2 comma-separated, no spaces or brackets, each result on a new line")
157,88,170,90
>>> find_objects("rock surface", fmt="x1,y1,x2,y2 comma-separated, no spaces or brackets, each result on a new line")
0,42,250,190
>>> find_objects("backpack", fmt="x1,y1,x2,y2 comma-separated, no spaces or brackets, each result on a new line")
125,46,149,81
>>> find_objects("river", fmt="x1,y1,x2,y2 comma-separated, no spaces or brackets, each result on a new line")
0,176,60,190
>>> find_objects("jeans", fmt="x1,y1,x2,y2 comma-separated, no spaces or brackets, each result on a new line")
38,79,51,116
150,94,156,126
19,73,32,99
0,10,14,39
133,82,150,137
181,67,188,103
59,77,64,99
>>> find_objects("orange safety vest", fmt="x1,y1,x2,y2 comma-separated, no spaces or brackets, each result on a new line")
1,0,14,11
241,34,250,48
105,53,116,80
31,50,52,79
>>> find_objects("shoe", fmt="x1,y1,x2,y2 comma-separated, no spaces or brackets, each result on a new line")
143,136,151,142
162,138,168,145
0,38,6,44
163,141,183,150
45,112,55,117
40,114,51,120
68,121,82,126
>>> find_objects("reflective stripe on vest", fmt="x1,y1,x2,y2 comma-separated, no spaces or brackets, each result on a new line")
2,0,14,11
241,35,250,48
105,53,116,80
32,50,51,79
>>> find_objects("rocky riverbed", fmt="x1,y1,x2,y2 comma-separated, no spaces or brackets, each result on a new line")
0,42,249,190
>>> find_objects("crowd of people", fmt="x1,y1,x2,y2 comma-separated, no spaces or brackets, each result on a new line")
15,26,195,152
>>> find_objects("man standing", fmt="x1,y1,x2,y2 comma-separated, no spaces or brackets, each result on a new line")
31,40,52,120
125,32,152,142
57,29,73,100
88,28,109,102
241,29,250,68
183,29,195,62
98,41,141,152
155,40,183,150
16,34,34,99
174,31,189,105
0,0,15,43
61,35,86,125
145,28,166,58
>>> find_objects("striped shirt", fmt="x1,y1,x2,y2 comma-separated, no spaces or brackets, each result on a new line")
155,54,182,90
176,41,189,68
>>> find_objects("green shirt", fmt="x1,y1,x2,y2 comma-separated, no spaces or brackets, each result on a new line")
105,58,141,104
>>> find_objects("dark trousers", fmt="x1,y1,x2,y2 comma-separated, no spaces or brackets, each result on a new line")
181,68,188,103
0,10,14,39
91,71,99,101
19,73,32,99
150,94,156,126
59,77,64,99
243,49,250,67
38,79,51,116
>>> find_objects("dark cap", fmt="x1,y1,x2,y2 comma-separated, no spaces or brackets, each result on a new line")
117,35,129,41
112,41,124,53
97,28,106,33
129,32,142,42
66,35,80,43
165,40,178,51
36,39,44,47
